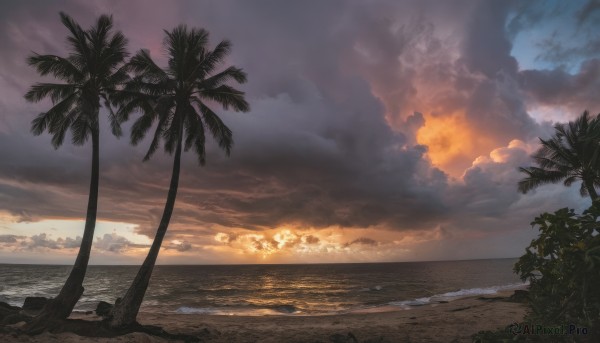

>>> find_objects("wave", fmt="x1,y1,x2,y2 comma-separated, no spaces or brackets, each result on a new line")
359,285,383,292
176,307,218,315
389,282,528,309
174,283,528,316
175,304,299,316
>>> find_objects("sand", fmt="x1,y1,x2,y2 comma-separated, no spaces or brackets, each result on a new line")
0,291,526,343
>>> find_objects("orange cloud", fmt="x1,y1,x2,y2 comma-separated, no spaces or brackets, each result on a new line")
209,226,452,263
416,111,497,177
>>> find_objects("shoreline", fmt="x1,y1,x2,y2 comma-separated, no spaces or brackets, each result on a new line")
1,290,527,342
78,282,530,317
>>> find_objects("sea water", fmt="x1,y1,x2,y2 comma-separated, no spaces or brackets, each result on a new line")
0,258,526,316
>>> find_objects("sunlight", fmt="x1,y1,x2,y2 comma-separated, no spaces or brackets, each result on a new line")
273,229,298,249
416,111,495,176
416,112,472,165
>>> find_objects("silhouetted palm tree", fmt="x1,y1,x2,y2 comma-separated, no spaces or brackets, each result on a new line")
518,111,600,201
23,12,128,330
109,25,249,328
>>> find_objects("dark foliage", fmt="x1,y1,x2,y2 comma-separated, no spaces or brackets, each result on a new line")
512,203,600,342
518,111,600,201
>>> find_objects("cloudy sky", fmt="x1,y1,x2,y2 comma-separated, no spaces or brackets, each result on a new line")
1,0,599,265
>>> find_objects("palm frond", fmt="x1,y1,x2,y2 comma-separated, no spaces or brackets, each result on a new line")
30,93,77,137
519,111,600,200
190,40,231,82
70,110,91,146
50,113,74,149
563,175,579,187
198,85,249,112
129,50,169,83
130,112,156,146
59,12,91,71
164,26,209,80
25,83,79,104
200,66,247,90
104,70,130,93
183,103,206,165
28,11,130,149
26,55,84,83
130,95,174,146
122,25,248,163
103,95,122,137
518,167,567,194
143,112,170,161
115,90,157,124
194,99,233,155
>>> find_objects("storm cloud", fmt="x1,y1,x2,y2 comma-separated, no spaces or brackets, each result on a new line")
0,0,598,263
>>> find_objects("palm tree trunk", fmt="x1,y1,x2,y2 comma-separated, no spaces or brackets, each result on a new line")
25,125,100,333
585,179,599,201
109,128,183,328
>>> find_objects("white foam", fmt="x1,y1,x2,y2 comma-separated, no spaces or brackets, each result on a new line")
174,306,294,316
360,285,384,292
175,306,216,314
389,282,528,308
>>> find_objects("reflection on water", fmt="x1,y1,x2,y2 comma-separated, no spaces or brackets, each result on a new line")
0,259,524,315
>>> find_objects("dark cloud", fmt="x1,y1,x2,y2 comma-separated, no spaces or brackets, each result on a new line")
94,233,149,253
519,59,600,111
0,0,598,263
8,233,83,250
453,145,530,218
461,1,518,78
457,2,544,145
0,0,453,237
250,236,277,252
59,236,82,249
577,0,600,24
344,237,378,248
465,71,540,143
164,240,192,252
303,235,319,245
0,235,21,243
535,35,600,65
27,233,60,249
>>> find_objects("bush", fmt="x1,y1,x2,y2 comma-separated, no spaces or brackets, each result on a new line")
513,202,600,340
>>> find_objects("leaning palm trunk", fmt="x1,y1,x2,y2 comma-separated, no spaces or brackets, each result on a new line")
25,126,100,332
109,25,249,328
24,12,129,332
109,131,182,328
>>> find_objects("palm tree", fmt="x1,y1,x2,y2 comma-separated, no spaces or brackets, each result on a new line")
23,13,128,330
518,111,600,201
108,25,249,328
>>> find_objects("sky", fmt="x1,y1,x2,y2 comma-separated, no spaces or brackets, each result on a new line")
0,0,599,265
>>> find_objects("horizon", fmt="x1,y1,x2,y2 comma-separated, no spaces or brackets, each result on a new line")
1,0,599,265
0,256,520,266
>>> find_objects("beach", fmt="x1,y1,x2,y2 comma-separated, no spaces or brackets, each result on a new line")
1,290,526,343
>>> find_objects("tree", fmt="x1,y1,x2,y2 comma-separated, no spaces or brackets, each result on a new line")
514,204,600,342
518,111,600,201
23,13,128,331
108,25,249,328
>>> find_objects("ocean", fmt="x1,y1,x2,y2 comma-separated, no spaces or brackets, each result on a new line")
0,258,526,316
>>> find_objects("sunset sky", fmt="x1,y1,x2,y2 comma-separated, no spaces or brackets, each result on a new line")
1,0,599,264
